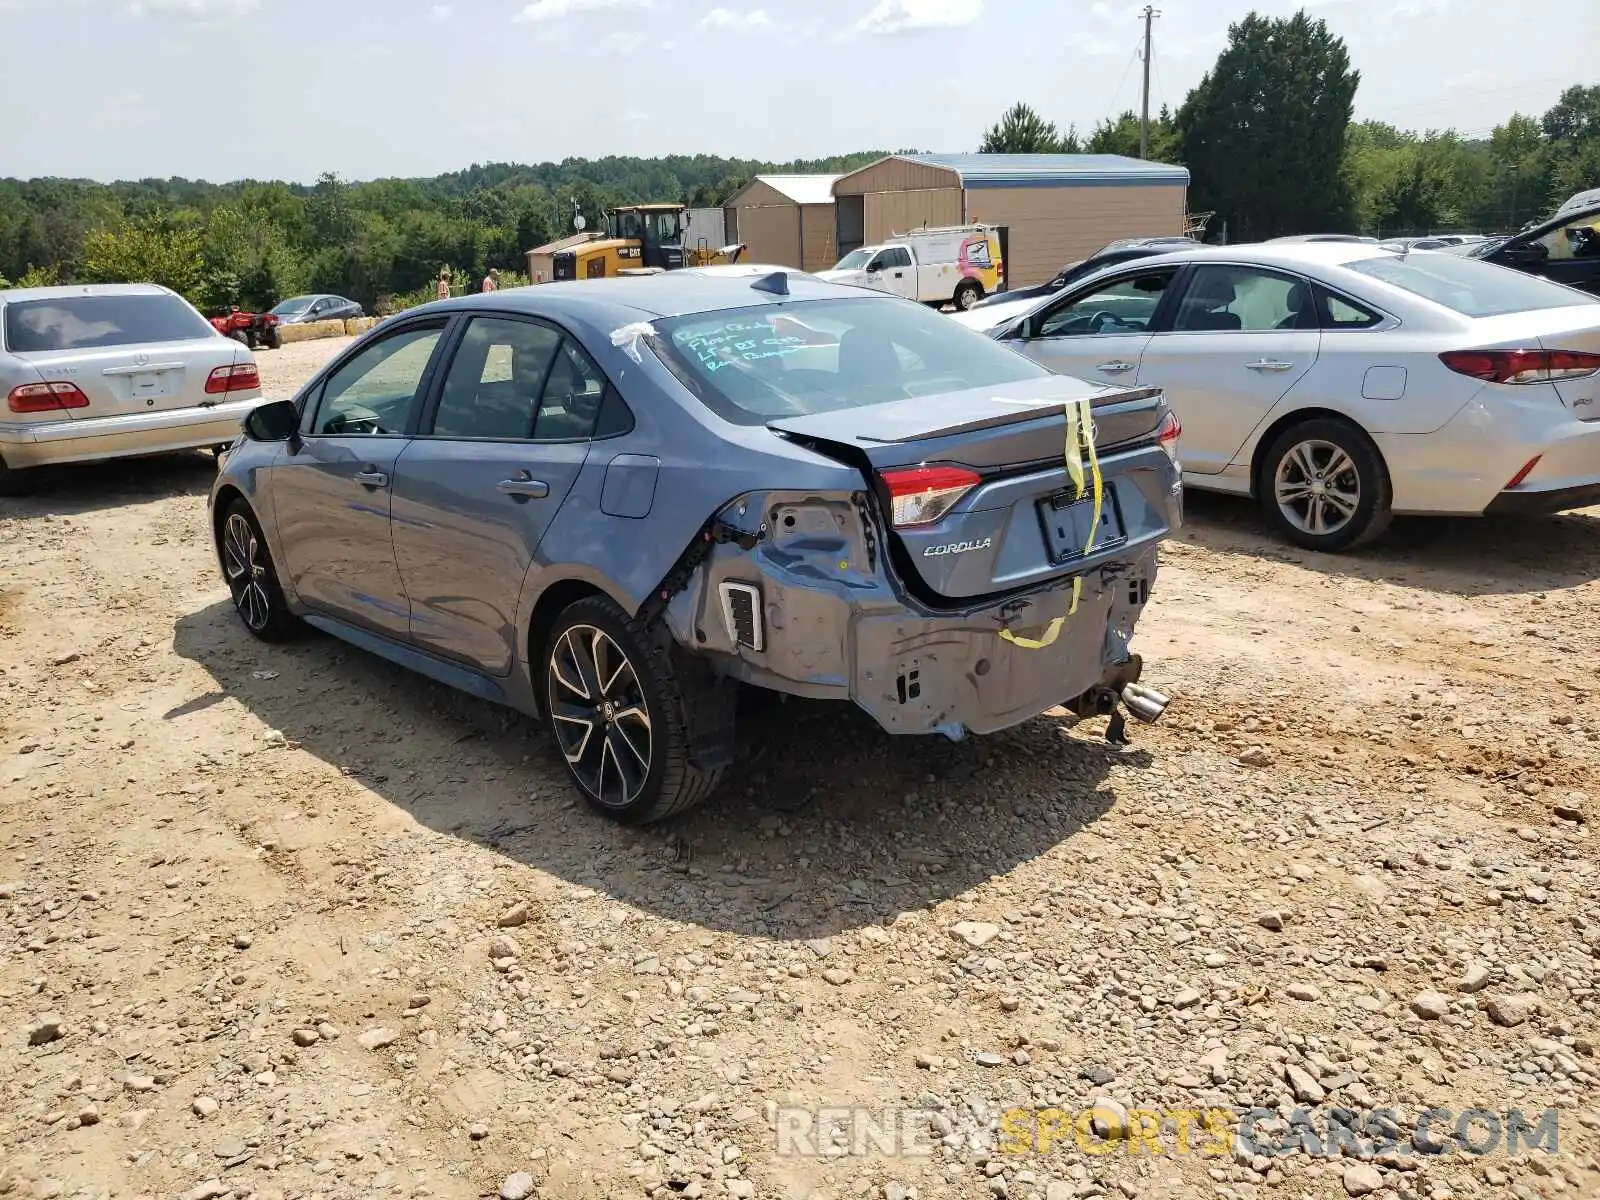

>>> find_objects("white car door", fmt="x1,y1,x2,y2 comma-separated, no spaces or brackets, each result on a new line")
875,246,918,301
1004,266,1181,386
1135,264,1322,475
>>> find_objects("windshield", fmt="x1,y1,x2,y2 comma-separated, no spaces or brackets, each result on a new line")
833,249,873,271
4,293,215,352
651,296,1049,424
272,296,316,315
1344,253,1598,318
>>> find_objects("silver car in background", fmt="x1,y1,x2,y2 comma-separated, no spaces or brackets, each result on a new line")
0,284,264,495
954,243,1600,550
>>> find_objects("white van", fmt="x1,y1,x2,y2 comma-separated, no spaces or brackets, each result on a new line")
818,225,1004,311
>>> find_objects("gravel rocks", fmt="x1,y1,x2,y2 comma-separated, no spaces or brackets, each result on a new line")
1484,993,1536,1027
26,1014,64,1046
1343,1162,1384,1195
1409,990,1450,1020
499,1171,535,1200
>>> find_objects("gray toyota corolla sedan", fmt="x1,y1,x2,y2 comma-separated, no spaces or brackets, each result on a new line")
209,266,1181,822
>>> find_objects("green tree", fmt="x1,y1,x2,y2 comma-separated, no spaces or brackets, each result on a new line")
79,218,204,300
1087,107,1179,162
1178,11,1359,240
979,103,1066,154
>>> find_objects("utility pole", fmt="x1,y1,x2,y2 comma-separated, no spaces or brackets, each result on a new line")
1139,5,1160,159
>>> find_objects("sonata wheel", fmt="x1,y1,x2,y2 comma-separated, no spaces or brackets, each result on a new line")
1273,438,1360,537
547,623,653,811
223,512,273,633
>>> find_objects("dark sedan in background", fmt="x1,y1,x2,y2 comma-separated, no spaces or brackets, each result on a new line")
271,294,364,324
972,236,1197,309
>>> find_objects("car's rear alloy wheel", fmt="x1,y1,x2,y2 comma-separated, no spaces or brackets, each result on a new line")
1260,418,1392,552
543,596,725,824
220,500,298,641
549,624,654,810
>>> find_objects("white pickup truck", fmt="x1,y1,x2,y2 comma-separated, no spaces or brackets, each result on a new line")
817,225,1004,311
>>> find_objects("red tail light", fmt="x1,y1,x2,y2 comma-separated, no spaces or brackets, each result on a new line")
878,465,982,528
1439,348,1600,385
8,381,90,413
206,364,261,395
1156,410,1182,463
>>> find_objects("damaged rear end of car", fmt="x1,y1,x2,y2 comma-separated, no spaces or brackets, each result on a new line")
642,293,1183,744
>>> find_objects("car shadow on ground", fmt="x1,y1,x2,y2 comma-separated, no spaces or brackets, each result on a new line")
1179,491,1600,597
172,598,1138,940
0,451,218,518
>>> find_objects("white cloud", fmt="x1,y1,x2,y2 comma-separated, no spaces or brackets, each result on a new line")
430,3,455,20
1063,30,1119,56
0,0,24,12
514,0,649,22
700,7,772,31
604,29,645,52
856,0,981,35
127,0,260,16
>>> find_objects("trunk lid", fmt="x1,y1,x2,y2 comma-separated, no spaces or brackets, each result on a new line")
1461,307,1600,417
18,338,249,418
770,374,1172,600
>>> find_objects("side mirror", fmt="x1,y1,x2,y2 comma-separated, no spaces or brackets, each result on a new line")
243,399,299,442
866,260,883,273
1502,242,1548,266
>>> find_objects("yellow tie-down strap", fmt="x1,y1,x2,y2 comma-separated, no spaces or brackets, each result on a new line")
999,398,1104,651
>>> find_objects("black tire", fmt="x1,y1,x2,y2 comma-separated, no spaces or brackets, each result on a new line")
229,330,249,346
1258,417,1392,552
219,499,300,642
263,328,281,350
953,280,983,311
542,595,724,824
0,454,34,498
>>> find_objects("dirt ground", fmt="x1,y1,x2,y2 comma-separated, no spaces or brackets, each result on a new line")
2,335,1597,1200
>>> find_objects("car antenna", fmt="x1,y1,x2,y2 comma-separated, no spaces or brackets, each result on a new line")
751,271,789,297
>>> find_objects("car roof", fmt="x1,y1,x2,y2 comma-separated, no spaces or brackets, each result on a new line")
417,270,871,325
1096,240,1395,273
0,282,175,304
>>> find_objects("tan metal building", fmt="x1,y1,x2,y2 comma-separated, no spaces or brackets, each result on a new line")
526,232,598,283
831,154,1190,289
722,175,841,273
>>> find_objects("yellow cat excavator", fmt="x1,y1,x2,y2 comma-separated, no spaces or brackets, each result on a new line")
549,204,746,281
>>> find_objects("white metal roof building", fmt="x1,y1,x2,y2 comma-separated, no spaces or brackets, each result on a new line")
722,174,844,273
832,153,1192,288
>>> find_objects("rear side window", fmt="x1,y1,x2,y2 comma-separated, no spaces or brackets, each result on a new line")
1317,287,1383,329
652,295,1047,424
431,317,561,440
4,294,215,352
1344,254,1598,317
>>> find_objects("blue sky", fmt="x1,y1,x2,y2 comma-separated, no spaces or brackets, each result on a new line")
0,0,1593,183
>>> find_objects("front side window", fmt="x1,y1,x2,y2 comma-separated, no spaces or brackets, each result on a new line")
1536,215,1600,261
834,249,872,271
653,295,1047,424
1035,270,1175,338
4,293,214,352
431,317,561,439
1173,266,1314,333
884,247,913,269
310,324,443,436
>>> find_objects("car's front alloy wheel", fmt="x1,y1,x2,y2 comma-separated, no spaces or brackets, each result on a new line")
220,500,298,641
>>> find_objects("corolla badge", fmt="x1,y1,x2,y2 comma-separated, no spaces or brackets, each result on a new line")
923,538,994,557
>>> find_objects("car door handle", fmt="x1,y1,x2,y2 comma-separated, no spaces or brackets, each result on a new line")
1096,361,1137,373
353,469,388,488
497,476,549,500
1245,358,1295,372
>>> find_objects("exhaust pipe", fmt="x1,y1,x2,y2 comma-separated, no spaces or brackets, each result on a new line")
1121,682,1170,725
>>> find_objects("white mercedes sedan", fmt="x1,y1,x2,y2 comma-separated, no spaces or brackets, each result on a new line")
0,284,266,496
953,243,1600,551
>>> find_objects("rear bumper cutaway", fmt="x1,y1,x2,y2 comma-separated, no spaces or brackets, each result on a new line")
664,483,1166,740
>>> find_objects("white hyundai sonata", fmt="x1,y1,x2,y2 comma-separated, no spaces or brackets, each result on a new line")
953,242,1600,551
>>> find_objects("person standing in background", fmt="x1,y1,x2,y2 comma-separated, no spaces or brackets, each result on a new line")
482,268,499,293
436,268,451,302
